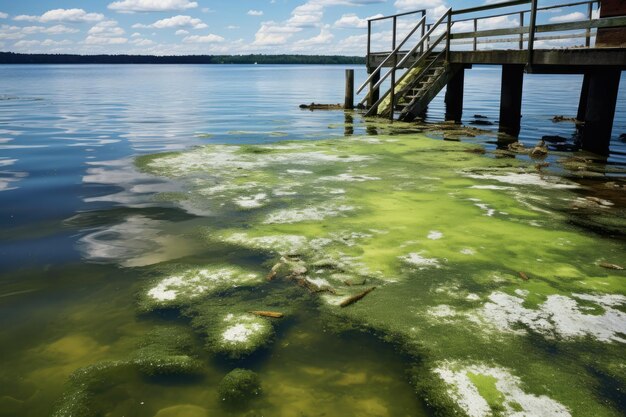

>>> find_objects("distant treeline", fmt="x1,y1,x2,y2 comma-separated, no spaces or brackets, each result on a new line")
0,52,365,65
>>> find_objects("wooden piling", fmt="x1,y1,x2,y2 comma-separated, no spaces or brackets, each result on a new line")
577,72,590,122
581,68,621,155
367,70,381,113
344,69,354,110
445,67,465,123
498,64,524,137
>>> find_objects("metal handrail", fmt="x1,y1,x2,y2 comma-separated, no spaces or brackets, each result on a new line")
451,0,597,23
358,15,426,94
360,9,452,103
368,8,425,22
362,18,450,114
362,32,447,114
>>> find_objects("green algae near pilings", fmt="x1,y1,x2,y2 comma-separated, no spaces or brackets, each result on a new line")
133,133,626,416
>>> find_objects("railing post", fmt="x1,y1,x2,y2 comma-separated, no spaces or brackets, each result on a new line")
585,1,593,47
473,18,478,51
519,12,524,50
421,10,426,54
527,0,538,70
446,11,451,62
390,16,397,120
367,20,372,70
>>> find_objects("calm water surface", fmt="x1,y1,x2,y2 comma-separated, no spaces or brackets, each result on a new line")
0,65,625,417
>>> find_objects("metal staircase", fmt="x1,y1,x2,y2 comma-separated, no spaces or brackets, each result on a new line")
357,8,454,122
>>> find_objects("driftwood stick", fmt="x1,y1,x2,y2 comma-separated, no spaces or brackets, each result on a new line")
340,287,376,308
599,262,624,270
250,311,284,318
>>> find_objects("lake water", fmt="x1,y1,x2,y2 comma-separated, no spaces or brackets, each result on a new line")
0,65,625,417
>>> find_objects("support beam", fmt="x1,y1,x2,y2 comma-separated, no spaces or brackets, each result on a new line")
498,64,524,136
445,67,465,123
580,68,621,155
367,70,381,113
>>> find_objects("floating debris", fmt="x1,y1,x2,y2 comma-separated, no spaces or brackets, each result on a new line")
599,262,624,270
249,311,284,318
299,103,343,110
340,287,376,308
530,140,548,159
518,271,530,281
552,115,578,123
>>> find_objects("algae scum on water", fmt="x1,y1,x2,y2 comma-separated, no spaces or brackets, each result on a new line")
52,132,625,417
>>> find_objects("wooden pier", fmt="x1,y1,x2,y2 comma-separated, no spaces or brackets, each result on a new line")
359,0,626,155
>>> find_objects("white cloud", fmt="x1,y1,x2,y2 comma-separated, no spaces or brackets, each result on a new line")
85,21,127,45
394,0,445,11
175,29,189,35
0,12,8,19
133,15,207,29
85,35,128,45
288,2,324,28
334,13,383,28
88,21,125,36
182,34,225,43
12,38,73,52
248,10,264,16
253,21,302,46
44,25,80,34
15,9,104,23
108,0,198,13
227,25,240,30
549,12,586,23
292,25,333,48
130,37,155,46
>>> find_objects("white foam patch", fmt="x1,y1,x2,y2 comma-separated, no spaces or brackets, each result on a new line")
477,291,626,343
428,231,443,240
400,252,441,269
464,172,578,189
221,314,266,344
264,204,354,224
234,193,268,209
306,277,331,289
198,182,259,196
147,146,371,177
469,185,515,190
147,268,259,302
434,362,571,417
428,304,456,318
318,173,381,182
287,169,313,174
222,233,308,255
474,202,495,217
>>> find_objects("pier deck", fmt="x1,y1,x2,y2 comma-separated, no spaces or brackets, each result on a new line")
359,0,626,155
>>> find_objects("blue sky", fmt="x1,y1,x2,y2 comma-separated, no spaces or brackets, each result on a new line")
0,1,595,55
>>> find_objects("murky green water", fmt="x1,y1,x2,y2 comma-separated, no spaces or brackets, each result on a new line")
1,65,625,417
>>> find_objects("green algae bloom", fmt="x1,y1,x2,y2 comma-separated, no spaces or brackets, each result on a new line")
46,131,625,417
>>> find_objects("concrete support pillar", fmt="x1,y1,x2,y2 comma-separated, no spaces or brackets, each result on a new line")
498,64,525,136
445,68,465,123
580,68,621,155
577,73,590,121
367,70,381,112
